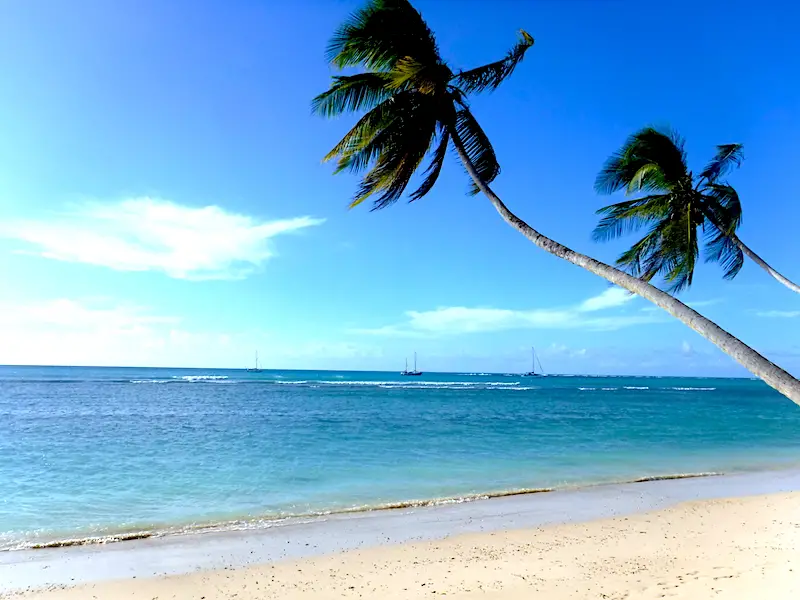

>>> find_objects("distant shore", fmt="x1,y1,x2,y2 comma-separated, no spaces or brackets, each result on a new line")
2,468,799,596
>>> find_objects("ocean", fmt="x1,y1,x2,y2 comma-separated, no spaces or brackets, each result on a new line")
1,365,799,551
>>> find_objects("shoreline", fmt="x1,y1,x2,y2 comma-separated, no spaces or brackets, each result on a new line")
3,470,732,553
2,467,799,594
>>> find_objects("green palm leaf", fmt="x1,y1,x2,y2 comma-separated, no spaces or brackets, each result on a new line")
700,143,744,182
703,226,744,280
595,127,688,195
323,92,414,173
592,194,671,242
326,0,440,71
349,94,439,209
452,30,534,94
409,125,450,201
703,183,742,232
312,73,394,118
455,107,500,194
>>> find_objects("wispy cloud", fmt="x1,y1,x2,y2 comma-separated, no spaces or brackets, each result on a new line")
0,298,190,366
0,297,385,368
578,287,635,312
0,298,179,331
353,287,661,337
1,197,325,280
755,310,800,318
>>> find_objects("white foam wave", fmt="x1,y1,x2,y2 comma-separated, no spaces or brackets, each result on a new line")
668,387,717,391
578,387,619,391
624,386,650,390
130,379,170,384
174,375,229,381
318,380,520,387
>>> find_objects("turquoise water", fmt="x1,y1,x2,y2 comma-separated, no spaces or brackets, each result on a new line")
1,366,799,550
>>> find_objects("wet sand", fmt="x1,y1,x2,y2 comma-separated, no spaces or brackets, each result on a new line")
2,470,800,598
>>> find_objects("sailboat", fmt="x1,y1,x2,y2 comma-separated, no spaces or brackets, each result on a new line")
401,352,422,376
523,346,544,377
246,351,263,373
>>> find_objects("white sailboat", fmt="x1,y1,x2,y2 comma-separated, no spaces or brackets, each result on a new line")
523,346,544,377
401,352,422,376
246,351,263,373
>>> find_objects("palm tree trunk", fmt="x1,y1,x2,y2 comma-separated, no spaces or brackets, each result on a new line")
448,131,800,405
729,233,800,294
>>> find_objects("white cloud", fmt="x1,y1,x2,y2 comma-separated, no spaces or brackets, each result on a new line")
1,197,325,280
755,310,800,318
353,287,662,337
577,287,634,312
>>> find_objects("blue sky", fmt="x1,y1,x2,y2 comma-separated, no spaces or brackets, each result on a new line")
0,0,798,375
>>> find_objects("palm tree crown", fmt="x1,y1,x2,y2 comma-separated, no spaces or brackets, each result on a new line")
312,0,533,209
593,126,744,293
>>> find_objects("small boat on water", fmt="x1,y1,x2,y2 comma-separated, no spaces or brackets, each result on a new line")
523,346,544,377
401,352,422,376
246,351,263,373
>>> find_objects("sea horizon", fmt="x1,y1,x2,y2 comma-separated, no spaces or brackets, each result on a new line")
0,363,758,379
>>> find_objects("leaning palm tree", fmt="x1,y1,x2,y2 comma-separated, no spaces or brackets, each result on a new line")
312,0,800,404
594,126,800,294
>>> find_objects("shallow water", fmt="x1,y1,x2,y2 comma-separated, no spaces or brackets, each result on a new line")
1,366,799,550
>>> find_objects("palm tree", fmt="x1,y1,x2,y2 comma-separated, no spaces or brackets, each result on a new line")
594,126,800,294
312,0,800,404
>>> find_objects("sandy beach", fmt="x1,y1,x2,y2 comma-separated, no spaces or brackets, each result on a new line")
5,489,799,600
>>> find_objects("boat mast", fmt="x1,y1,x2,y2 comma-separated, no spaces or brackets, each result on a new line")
531,346,535,375
255,351,259,370
414,352,417,372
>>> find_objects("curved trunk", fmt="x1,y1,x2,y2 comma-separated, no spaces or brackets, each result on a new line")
448,131,800,405
730,233,800,294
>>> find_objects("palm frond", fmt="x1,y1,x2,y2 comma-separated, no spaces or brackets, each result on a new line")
451,30,534,94
595,126,688,195
385,57,451,93
312,73,394,118
703,226,744,280
326,0,440,71
612,203,702,294
700,143,744,182
627,164,660,194
702,183,742,233
592,194,671,242
455,107,499,194
409,125,450,201
615,221,668,279
322,92,412,171
658,212,698,293
346,94,439,209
